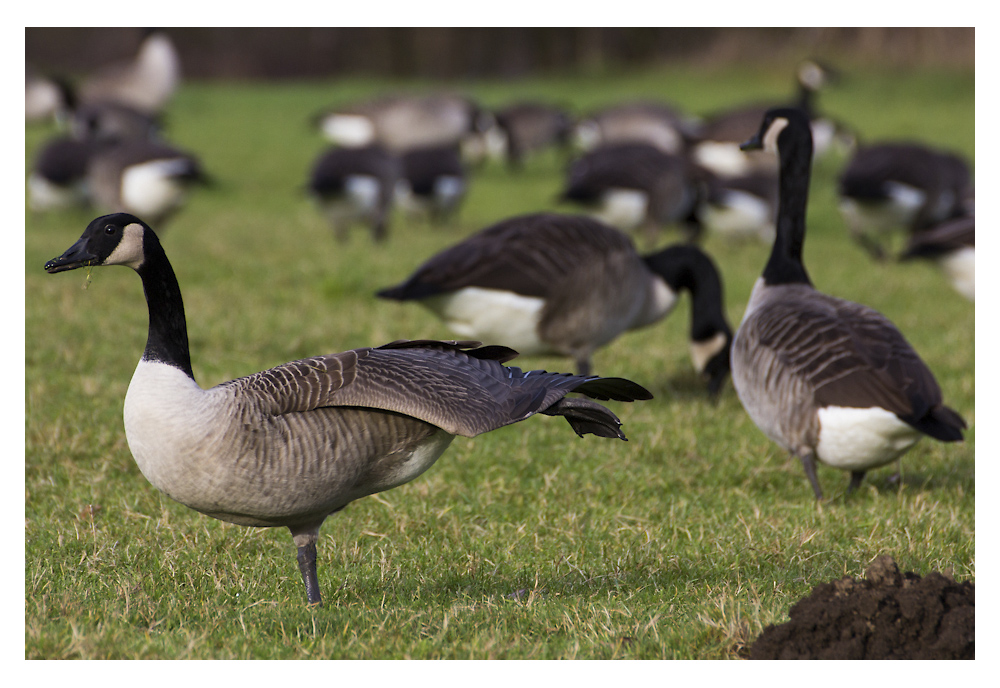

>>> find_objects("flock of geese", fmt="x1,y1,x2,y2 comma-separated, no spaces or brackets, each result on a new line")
31,31,972,606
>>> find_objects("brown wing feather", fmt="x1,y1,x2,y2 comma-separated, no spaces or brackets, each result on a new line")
752,293,944,421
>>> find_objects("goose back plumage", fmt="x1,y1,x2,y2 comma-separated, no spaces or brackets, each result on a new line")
378,212,732,391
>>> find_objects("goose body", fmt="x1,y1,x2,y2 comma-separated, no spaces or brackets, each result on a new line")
87,139,206,224
837,142,972,259
394,145,466,223
695,168,778,243
492,101,573,168
900,215,975,301
377,212,732,393
308,145,401,242
572,101,696,155
79,29,181,114
315,94,489,154
732,108,965,499
28,136,94,211
45,213,651,605
560,143,704,240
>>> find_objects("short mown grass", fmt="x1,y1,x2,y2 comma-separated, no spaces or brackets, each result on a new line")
24,61,974,659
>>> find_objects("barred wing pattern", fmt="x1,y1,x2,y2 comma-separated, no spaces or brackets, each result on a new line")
218,339,650,439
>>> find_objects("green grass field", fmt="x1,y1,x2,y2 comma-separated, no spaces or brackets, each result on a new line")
24,62,974,659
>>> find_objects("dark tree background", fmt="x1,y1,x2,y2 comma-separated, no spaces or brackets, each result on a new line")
25,28,974,81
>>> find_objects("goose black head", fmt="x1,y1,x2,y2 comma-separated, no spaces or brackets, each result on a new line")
45,213,152,274
740,107,812,157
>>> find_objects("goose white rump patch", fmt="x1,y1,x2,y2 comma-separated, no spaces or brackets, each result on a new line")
423,287,548,355
816,406,923,470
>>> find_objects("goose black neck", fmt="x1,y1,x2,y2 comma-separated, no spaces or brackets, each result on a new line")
643,245,730,342
763,119,813,287
136,232,194,378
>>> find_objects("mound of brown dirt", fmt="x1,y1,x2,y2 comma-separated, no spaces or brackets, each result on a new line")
748,555,974,659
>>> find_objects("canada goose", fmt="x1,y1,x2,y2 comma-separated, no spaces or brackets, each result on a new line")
70,99,162,143
572,101,699,155
492,101,573,169
732,107,966,499
560,143,705,242
394,145,467,223
314,93,492,155
900,215,975,301
87,139,207,225
692,60,849,177
837,142,973,260
377,212,732,394
79,28,181,114
27,136,94,211
694,168,778,244
307,145,401,242
45,212,652,606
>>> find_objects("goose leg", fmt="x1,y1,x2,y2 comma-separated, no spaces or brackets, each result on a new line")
847,470,866,493
796,451,824,500
289,523,325,607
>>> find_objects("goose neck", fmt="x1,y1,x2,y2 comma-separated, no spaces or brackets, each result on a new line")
763,129,813,287
136,236,193,379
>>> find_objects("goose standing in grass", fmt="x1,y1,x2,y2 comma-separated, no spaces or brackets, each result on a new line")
732,108,965,499
314,93,492,155
27,136,94,211
87,138,208,225
694,168,778,244
45,213,651,606
900,215,975,301
79,28,181,115
377,213,732,395
837,141,973,260
394,145,467,224
559,143,705,243
572,101,698,155
307,145,402,242
492,101,573,169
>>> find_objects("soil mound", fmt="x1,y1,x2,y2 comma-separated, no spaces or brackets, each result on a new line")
748,555,974,659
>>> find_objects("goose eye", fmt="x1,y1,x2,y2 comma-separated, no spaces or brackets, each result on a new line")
104,225,117,235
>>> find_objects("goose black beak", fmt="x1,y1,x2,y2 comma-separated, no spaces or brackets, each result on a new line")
740,134,763,152
44,237,96,274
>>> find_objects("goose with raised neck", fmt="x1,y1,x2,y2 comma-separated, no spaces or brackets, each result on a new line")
731,107,966,499
45,213,652,605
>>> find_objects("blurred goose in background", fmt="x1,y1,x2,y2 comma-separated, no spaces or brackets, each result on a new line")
572,100,699,155
837,141,973,260
394,145,467,224
732,107,965,500
559,142,705,243
27,136,94,211
79,28,181,114
25,67,70,123
45,212,652,606
308,145,401,242
314,93,494,156
691,60,849,178
69,98,163,143
377,212,733,394
87,139,208,225
694,168,778,244
491,101,573,169
900,215,975,301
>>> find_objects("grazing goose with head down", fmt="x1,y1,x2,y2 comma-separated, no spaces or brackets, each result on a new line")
377,212,732,395
45,213,652,606
732,108,965,499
